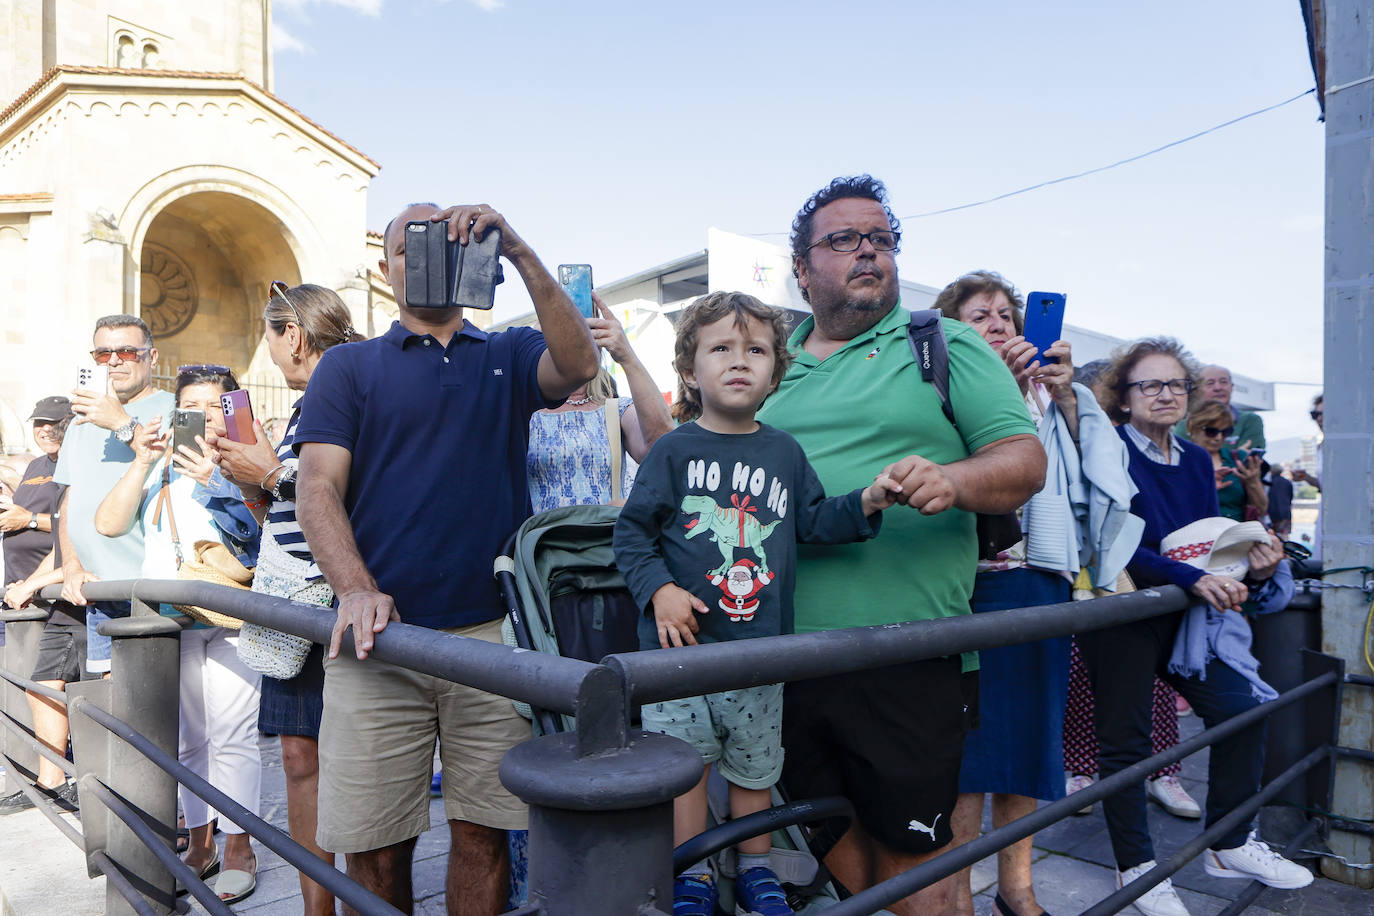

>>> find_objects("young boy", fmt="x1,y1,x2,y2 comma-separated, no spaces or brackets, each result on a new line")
613,291,900,916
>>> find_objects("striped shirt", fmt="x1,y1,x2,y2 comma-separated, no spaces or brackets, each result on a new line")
265,402,322,580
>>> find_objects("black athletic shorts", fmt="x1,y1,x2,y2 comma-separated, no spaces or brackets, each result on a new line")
780,655,978,855
31,614,88,684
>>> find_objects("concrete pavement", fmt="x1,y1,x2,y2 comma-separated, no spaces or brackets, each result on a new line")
3,716,1372,915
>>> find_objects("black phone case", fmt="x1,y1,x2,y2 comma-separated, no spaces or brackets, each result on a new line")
454,228,502,311
403,220,501,309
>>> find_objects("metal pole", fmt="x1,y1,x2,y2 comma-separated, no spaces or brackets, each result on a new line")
98,614,182,915
1319,0,1374,888
500,666,701,916
0,608,48,797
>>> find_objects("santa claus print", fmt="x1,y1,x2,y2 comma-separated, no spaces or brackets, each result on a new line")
709,558,771,621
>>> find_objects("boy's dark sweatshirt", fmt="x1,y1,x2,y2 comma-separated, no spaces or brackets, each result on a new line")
613,422,880,651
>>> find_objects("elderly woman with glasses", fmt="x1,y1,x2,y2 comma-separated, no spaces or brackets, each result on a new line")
1077,337,1310,915
1184,400,1268,523
93,364,263,904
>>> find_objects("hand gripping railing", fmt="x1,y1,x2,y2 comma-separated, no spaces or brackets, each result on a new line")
1,577,1358,916
5,579,601,916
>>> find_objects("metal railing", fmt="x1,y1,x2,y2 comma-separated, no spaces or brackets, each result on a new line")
0,577,1365,915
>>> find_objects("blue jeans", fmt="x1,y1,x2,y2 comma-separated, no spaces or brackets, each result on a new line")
1079,611,1266,870
85,600,132,675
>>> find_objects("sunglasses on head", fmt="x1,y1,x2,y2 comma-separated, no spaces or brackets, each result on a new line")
269,280,305,325
176,364,231,377
1201,425,1235,438
90,346,152,365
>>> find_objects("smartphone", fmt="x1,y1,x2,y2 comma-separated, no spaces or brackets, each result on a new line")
558,264,595,318
171,408,206,458
403,220,503,310
1022,291,1067,364
220,390,254,443
75,363,109,395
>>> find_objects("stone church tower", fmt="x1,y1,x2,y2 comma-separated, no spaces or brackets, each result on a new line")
0,0,394,447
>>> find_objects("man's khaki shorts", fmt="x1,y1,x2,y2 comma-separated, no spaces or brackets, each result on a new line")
316,617,531,853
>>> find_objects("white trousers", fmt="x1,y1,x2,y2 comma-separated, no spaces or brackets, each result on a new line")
178,628,262,834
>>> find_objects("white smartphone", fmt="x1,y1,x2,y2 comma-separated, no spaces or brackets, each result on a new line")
75,363,109,395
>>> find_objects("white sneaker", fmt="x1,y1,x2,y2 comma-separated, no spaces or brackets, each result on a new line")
1146,775,1202,819
1066,774,1095,816
1117,861,1190,916
1205,834,1314,889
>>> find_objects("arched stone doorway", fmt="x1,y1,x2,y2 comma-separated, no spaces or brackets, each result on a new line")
136,191,303,422
138,191,300,377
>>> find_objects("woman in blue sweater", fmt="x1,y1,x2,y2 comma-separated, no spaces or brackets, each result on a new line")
1078,338,1310,916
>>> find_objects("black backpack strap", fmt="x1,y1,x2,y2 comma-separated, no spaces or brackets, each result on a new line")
907,309,956,427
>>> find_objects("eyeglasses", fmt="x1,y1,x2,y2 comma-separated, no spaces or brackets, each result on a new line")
176,364,231,377
1200,425,1235,438
806,229,901,253
1125,377,1194,398
91,346,152,365
1310,410,1323,421
269,280,304,325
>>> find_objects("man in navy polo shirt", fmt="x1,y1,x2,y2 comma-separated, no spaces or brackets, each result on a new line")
295,202,597,915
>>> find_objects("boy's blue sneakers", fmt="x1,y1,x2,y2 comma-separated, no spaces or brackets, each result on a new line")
429,773,443,798
673,872,718,916
734,866,793,915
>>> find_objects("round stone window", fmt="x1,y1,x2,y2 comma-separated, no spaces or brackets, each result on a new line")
140,243,198,337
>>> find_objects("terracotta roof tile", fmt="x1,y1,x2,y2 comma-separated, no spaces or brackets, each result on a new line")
1,65,379,169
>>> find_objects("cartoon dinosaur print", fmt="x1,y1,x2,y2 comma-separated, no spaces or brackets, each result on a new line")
681,493,781,577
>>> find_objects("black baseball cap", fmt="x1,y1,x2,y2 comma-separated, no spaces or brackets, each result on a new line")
29,396,74,423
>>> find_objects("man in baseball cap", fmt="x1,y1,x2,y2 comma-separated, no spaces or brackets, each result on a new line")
0,395,82,814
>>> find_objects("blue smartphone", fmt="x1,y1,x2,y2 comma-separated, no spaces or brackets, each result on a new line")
558,264,595,318
1022,291,1066,364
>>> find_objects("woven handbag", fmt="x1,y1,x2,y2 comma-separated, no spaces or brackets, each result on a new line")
237,527,332,679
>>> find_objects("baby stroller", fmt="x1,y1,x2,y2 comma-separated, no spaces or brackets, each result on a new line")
495,504,890,914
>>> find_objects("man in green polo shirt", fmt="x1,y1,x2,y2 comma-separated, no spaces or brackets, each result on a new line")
757,175,1044,915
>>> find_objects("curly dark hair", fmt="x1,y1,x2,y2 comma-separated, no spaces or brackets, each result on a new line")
671,291,794,423
932,270,1025,335
1096,336,1201,425
789,175,901,303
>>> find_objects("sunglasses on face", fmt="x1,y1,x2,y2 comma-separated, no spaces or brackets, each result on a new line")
1310,410,1323,421
91,346,152,365
1201,426,1235,438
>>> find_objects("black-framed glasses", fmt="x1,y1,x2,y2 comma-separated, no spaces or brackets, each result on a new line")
1201,425,1235,438
1125,377,1193,398
176,364,231,377
269,279,304,325
806,229,901,253
91,346,152,365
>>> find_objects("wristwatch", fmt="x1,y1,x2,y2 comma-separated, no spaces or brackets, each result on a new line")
270,464,297,502
26,512,37,530
113,418,137,445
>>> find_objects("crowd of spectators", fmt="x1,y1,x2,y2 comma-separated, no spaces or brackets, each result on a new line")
0,176,1325,916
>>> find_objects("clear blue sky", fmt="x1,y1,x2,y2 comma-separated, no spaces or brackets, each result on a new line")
274,0,1326,444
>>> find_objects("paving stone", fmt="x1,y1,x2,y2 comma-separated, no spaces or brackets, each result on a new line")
5,720,1372,916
